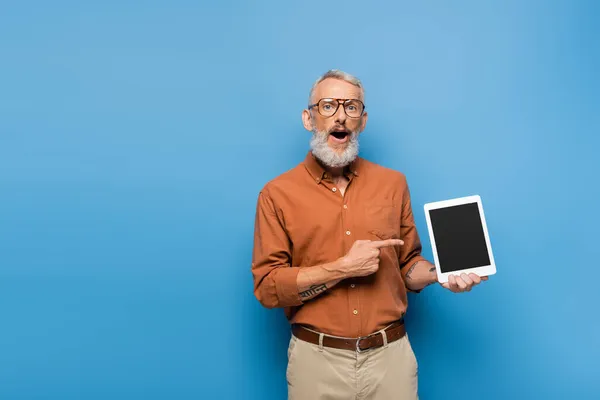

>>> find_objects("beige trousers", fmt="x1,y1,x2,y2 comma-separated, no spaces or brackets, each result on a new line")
286,332,419,400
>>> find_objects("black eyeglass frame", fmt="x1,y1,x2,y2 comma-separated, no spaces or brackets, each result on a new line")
308,98,366,118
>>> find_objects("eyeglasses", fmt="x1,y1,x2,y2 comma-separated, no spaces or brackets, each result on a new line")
308,98,365,118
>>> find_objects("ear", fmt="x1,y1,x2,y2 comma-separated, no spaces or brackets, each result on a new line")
360,111,368,132
302,109,313,132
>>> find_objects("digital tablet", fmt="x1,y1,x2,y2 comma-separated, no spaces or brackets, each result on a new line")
423,195,496,283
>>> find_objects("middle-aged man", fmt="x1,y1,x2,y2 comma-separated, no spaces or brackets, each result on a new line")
251,69,488,400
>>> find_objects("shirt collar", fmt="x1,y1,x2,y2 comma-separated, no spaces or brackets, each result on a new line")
303,151,361,183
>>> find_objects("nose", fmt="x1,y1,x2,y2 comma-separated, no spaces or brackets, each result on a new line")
334,101,347,124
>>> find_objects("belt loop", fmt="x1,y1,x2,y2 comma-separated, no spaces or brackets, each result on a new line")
318,333,324,352
378,329,388,348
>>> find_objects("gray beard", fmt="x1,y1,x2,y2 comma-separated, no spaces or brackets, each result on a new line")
309,129,360,168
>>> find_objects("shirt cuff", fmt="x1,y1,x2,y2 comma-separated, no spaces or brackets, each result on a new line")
275,266,303,307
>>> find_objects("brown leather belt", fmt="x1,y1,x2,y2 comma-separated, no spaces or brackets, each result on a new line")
291,319,405,353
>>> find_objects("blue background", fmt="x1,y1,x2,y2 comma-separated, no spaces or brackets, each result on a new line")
1,1,599,399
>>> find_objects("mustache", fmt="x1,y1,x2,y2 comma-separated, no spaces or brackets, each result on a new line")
313,126,356,136
311,121,360,137
329,125,349,133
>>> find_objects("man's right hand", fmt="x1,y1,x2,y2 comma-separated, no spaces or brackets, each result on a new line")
339,239,404,278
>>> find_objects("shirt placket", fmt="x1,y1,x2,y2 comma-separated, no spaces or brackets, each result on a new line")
322,173,362,338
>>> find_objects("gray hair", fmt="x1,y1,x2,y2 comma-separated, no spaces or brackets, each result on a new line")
308,69,364,104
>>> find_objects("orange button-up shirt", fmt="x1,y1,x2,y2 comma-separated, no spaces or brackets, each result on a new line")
251,151,426,337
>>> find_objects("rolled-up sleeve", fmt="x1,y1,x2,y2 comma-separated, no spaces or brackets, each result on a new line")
251,189,303,308
398,176,427,286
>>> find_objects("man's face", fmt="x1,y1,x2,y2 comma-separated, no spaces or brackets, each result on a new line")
302,78,368,168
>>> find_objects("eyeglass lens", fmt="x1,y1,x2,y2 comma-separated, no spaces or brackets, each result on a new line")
318,99,363,117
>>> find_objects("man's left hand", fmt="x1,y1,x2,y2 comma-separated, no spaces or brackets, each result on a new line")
440,273,488,293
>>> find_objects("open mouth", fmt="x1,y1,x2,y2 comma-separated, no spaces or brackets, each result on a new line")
330,130,349,140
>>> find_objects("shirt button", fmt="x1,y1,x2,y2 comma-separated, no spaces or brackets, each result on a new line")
353,310,358,315
350,284,355,288
346,230,351,235
343,204,348,209
332,188,337,192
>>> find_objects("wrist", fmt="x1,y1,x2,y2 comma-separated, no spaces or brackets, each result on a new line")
324,257,351,280
427,263,438,284
405,260,438,292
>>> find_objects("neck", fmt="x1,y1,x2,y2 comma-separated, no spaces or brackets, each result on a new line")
313,155,348,178
323,164,352,185
325,166,346,178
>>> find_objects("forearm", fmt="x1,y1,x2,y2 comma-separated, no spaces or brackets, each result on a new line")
404,260,437,291
297,258,347,301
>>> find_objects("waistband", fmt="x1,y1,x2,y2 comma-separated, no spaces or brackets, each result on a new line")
291,319,406,353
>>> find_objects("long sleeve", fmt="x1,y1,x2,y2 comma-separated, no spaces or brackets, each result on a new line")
398,177,427,282
251,189,303,309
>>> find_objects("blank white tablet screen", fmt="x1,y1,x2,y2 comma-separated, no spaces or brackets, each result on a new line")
429,202,490,273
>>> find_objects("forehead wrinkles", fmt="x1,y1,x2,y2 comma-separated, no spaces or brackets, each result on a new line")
314,79,363,101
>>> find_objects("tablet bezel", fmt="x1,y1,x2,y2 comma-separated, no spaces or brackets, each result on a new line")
423,195,496,283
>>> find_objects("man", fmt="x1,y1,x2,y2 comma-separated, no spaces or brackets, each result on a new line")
251,70,487,399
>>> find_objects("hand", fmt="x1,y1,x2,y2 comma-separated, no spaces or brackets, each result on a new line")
340,239,404,278
440,273,489,293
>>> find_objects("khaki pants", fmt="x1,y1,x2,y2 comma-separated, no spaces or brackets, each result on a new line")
286,331,419,400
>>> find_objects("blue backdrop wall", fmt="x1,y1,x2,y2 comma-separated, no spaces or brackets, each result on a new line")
1,1,599,399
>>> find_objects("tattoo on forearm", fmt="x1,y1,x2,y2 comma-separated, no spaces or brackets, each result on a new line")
423,266,437,287
405,261,420,280
300,284,327,298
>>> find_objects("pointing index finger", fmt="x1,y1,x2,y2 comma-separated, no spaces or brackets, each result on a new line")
371,239,404,248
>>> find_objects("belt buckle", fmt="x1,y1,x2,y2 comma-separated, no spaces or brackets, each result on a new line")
355,335,369,353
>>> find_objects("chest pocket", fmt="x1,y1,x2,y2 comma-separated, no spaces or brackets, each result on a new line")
363,203,399,238
364,203,401,263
